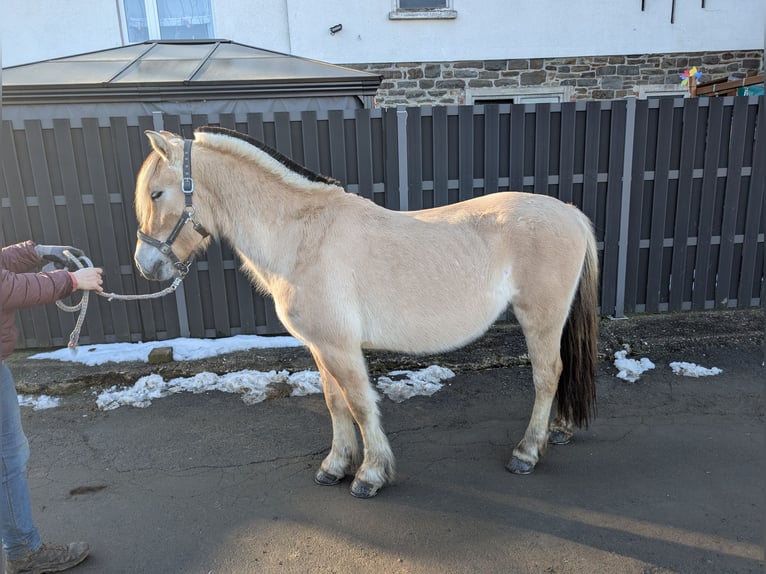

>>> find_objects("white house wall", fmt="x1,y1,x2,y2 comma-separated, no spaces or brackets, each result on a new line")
2,1,764,67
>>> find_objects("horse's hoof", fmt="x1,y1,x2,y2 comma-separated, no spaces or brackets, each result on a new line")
314,470,343,486
506,457,535,475
548,430,573,445
350,479,380,498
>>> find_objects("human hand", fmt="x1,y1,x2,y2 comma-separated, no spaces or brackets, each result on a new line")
34,244,85,270
71,267,104,292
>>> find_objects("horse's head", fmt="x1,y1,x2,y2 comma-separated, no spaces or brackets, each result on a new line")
134,130,212,281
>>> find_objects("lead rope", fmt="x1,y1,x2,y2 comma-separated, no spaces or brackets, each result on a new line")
56,250,184,349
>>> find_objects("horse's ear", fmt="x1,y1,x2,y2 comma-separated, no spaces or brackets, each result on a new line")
145,130,172,162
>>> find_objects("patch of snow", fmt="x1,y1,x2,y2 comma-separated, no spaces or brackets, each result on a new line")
669,362,722,377
29,334,305,366
376,365,455,403
18,394,60,410
96,369,322,410
614,350,655,383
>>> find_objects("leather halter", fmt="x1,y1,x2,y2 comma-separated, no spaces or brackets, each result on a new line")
137,139,210,276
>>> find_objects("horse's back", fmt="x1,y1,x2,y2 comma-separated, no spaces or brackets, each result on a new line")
297,191,591,354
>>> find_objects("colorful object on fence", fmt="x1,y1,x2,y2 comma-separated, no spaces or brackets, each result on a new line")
680,67,703,97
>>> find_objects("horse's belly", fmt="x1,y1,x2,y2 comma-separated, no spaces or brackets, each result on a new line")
361,271,515,354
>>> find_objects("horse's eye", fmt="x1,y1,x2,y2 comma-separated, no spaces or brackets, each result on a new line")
150,190,164,200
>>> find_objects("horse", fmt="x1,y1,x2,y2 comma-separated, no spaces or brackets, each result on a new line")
133,126,599,499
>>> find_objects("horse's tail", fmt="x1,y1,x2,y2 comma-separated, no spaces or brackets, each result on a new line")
556,220,599,429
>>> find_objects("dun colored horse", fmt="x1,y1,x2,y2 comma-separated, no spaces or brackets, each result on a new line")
133,126,599,498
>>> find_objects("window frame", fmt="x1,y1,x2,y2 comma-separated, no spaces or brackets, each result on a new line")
465,86,574,105
121,0,215,43
389,0,457,20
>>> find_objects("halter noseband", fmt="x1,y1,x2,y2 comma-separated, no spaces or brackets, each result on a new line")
137,139,210,276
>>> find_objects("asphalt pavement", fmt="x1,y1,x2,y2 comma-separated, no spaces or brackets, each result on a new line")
7,308,765,573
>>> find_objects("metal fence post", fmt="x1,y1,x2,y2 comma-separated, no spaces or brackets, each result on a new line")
613,96,637,319
151,111,191,338
396,105,409,212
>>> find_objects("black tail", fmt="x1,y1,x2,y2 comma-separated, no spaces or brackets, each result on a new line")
556,228,599,428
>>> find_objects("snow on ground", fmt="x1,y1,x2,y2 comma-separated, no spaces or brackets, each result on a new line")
669,362,722,377
21,332,457,410
17,395,61,410
613,350,655,382
29,334,305,366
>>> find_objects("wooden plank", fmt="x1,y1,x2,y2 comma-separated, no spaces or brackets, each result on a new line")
383,108,400,210
274,111,292,156
483,104,500,195
247,113,265,142
645,98,674,312
534,103,551,195
715,97,748,307
581,101,601,222
432,106,449,206
669,99,699,311
600,101,627,316
624,100,649,312
737,98,765,306
509,104,524,191
11,121,55,346
328,109,347,189
691,98,724,309
355,109,374,201
53,119,104,342
82,118,123,341
458,106,474,201
558,102,576,204
406,106,423,210
300,111,321,173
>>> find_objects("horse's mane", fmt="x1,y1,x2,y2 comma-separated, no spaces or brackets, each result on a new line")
195,126,341,187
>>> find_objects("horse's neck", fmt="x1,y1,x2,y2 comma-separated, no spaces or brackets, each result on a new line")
196,148,336,279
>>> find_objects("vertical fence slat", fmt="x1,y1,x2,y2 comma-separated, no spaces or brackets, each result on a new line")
458,106,474,201
534,103,551,196
558,103,576,204
646,99,675,312
669,99,699,311
582,101,601,222
383,108,400,210
715,97,748,307
82,118,123,341
624,100,649,312
432,106,449,206
484,105,499,195
355,109,374,200
509,105,525,192
328,109,347,189
692,98,724,309
407,106,423,210
600,101,627,316
737,97,765,306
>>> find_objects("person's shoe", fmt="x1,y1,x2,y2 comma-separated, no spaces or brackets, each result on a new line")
5,542,89,574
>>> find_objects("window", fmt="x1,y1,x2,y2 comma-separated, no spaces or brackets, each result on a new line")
389,0,457,19
466,86,574,104
123,0,214,42
633,85,688,99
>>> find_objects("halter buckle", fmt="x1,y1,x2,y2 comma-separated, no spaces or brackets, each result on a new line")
182,177,194,194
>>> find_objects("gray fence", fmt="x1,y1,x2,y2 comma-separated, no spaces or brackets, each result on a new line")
1,97,763,349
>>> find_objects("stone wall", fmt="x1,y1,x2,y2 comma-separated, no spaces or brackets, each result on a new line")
345,50,764,106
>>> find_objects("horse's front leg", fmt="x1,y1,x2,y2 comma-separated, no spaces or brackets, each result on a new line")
313,360,361,486
312,345,394,498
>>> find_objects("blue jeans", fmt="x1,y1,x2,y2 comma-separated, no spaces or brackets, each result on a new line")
1,361,42,560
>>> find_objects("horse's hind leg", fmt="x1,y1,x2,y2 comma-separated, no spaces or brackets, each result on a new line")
312,346,394,498
548,414,574,445
506,304,568,474
313,361,362,486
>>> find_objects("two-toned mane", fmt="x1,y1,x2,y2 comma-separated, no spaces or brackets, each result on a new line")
133,126,599,498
